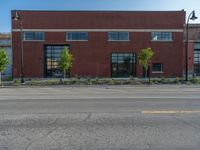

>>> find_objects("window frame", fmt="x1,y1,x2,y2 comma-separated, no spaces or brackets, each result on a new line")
66,32,88,41
194,43,200,76
151,32,173,42
152,63,164,73
23,31,45,41
44,44,70,78
110,52,136,77
108,32,130,41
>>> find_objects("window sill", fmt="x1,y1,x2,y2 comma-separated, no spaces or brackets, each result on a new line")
108,40,130,42
66,40,88,42
151,40,173,42
152,71,164,74
23,40,45,42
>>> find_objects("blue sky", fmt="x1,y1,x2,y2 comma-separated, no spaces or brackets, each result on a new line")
1,0,200,32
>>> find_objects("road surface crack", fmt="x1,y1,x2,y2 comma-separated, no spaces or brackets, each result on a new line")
83,113,92,122
24,118,59,150
173,116,200,131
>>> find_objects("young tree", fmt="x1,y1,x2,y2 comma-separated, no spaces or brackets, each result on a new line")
0,48,9,85
58,47,74,79
138,47,154,80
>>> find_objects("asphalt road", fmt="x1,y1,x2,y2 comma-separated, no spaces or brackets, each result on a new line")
0,85,200,150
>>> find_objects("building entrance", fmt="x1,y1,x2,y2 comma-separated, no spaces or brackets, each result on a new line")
44,45,69,78
111,53,136,78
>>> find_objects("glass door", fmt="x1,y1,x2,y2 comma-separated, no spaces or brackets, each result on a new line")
111,53,136,78
194,50,200,76
44,45,70,78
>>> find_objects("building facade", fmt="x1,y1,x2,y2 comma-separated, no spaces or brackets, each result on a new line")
0,33,12,77
12,10,185,78
186,24,200,77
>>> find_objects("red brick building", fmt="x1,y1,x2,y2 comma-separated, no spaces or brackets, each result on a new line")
185,24,200,77
12,10,185,78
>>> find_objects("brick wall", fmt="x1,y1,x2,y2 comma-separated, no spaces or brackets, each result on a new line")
12,10,185,78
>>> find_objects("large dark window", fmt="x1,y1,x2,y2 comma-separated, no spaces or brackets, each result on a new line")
67,32,88,41
151,32,172,41
108,32,129,41
152,63,163,72
111,53,136,77
24,32,45,41
194,43,200,76
44,45,70,78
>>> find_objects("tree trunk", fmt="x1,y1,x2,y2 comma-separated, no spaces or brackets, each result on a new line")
145,69,147,79
63,70,66,79
0,72,1,85
148,65,151,84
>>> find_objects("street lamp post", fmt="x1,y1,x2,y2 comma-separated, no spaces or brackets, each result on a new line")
185,10,198,81
12,10,25,83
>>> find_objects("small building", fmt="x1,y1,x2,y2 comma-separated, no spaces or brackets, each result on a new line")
0,33,12,77
12,10,185,78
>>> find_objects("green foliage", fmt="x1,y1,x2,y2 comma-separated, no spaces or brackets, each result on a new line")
190,77,200,84
149,80,154,85
152,79,158,84
9,77,200,86
0,48,9,72
58,47,74,78
129,75,135,81
174,77,181,84
138,47,154,70
0,48,9,85
47,80,60,85
87,78,92,85
13,80,21,86
75,74,81,79
2,75,12,81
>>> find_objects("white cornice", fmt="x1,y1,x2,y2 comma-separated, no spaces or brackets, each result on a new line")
12,29,184,32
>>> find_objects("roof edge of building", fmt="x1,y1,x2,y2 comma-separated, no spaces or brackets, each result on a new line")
11,9,185,13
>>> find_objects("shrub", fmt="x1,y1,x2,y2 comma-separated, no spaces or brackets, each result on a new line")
108,79,114,85
47,80,59,85
2,76,12,81
190,77,199,84
129,75,135,81
174,77,181,84
149,80,154,85
75,74,81,79
160,77,165,83
113,80,122,85
94,77,100,84
152,79,158,84
13,80,20,86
